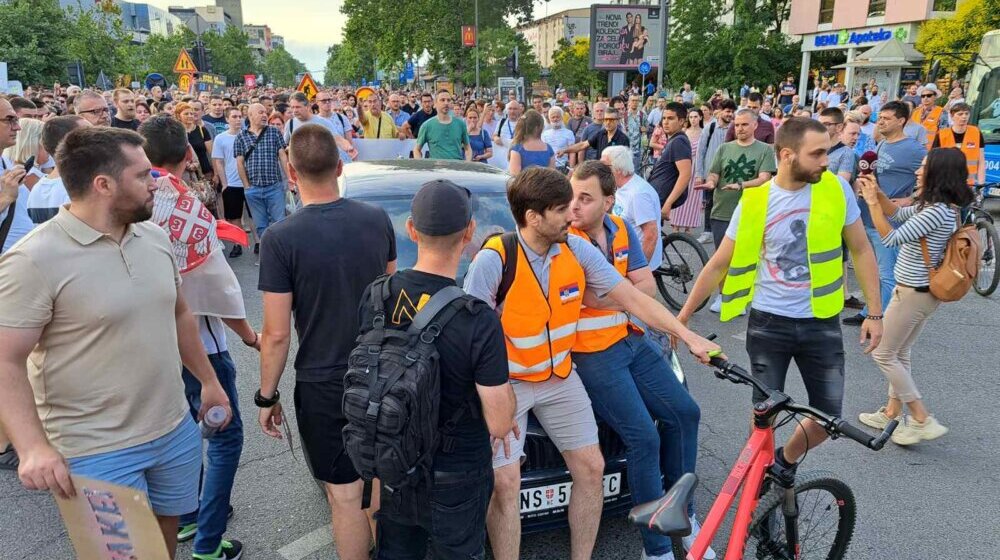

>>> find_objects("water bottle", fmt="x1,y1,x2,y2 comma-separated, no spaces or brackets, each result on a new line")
200,405,228,438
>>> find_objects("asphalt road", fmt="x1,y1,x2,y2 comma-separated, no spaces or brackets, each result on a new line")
2,238,999,560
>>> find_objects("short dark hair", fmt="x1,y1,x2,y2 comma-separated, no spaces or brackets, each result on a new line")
718,98,738,111
774,116,828,154
289,91,309,105
421,92,433,101
507,167,572,228
223,106,240,119
41,115,85,156
258,95,272,102
880,100,910,121
922,148,974,207
10,97,36,112
138,115,189,167
572,161,616,197
664,101,687,121
949,102,972,115
275,102,289,115
819,107,844,123
747,92,764,104
288,123,341,181
56,127,145,200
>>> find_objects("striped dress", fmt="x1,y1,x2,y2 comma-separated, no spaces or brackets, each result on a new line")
671,129,705,229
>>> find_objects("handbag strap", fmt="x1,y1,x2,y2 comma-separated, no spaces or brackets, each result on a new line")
243,128,267,161
920,207,961,271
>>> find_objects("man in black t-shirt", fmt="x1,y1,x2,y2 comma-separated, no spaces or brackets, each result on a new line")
360,179,514,560
400,92,437,139
647,102,693,218
559,108,630,162
257,124,396,560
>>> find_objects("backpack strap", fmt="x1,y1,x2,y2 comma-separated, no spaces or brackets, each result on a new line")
359,275,393,508
408,285,467,333
491,232,518,308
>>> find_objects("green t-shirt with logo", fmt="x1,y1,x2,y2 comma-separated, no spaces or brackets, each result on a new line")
709,140,777,221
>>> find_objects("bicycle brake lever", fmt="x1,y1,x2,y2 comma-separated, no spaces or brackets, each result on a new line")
869,419,899,451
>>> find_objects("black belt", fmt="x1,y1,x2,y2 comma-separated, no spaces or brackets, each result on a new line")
897,283,930,293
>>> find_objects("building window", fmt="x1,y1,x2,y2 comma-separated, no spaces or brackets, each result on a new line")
933,0,957,10
819,0,835,24
867,0,886,17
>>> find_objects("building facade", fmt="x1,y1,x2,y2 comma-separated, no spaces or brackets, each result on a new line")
214,0,242,28
518,8,591,69
244,24,273,57
789,0,963,98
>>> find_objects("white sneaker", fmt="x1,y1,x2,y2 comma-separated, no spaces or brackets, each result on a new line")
697,232,713,244
891,415,948,446
683,515,717,559
858,407,896,430
641,551,674,560
709,296,722,313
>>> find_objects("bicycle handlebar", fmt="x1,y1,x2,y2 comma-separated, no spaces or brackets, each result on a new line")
705,350,897,451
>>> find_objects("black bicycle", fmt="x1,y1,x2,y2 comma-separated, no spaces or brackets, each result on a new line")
655,231,709,311
970,182,999,296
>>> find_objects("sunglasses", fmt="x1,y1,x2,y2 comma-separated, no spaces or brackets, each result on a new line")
921,93,935,98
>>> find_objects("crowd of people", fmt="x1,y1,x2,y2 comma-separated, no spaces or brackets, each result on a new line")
0,68,983,560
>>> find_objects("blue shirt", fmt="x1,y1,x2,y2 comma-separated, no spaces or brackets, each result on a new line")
511,143,554,170
579,214,648,271
469,129,492,159
234,126,287,187
389,109,411,127
861,137,924,227
854,132,876,158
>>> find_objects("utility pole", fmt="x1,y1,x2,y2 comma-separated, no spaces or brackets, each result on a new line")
475,0,480,95
656,0,670,95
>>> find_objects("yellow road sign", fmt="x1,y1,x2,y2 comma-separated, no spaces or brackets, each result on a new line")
177,73,192,94
296,72,319,101
173,49,198,74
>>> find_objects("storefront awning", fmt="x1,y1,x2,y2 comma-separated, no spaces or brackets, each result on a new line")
833,38,925,69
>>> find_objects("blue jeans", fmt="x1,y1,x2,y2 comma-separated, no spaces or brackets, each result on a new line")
180,351,244,555
573,334,701,557
244,182,286,240
862,226,899,317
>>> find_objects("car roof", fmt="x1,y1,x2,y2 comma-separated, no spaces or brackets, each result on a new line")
340,159,510,198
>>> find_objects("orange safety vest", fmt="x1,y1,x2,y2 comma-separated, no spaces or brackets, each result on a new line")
482,235,586,382
936,125,982,185
911,105,944,150
568,215,636,353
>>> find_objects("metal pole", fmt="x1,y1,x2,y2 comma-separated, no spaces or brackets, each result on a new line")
475,0,480,95
656,0,667,95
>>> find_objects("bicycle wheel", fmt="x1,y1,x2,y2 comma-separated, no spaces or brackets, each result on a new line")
744,471,856,560
655,232,709,311
974,219,1000,297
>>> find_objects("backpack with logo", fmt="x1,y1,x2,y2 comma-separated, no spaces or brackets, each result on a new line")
920,209,982,302
342,275,473,508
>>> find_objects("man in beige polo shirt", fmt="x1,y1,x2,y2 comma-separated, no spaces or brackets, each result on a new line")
0,126,231,558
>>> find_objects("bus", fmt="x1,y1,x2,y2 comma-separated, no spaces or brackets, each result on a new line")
966,30,1000,182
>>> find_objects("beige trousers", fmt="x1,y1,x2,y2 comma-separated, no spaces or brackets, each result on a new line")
871,286,941,402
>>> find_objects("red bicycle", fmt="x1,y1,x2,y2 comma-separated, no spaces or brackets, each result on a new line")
630,352,898,560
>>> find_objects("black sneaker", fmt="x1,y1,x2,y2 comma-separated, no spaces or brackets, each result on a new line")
0,444,18,471
842,313,865,326
228,245,243,258
253,243,259,255
192,539,242,560
843,296,864,309
768,448,798,488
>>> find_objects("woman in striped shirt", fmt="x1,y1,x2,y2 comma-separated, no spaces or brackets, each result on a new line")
857,148,974,446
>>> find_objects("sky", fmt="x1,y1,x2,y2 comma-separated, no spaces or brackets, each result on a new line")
144,0,597,83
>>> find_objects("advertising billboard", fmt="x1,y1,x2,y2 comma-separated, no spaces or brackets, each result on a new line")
589,4,663,71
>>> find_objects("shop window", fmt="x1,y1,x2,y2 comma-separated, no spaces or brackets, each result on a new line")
867,0,887,17
933,0,957,10
819,0,835,24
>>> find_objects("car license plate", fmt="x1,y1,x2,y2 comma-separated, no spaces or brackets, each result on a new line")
519,473,622,513
987,187,1000,198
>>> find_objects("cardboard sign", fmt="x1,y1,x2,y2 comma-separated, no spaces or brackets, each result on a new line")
173,49,198,74
244,74,257,88
296,73,319,101
55,475,169,560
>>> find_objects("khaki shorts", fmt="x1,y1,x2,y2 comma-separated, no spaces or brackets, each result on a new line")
493,372,600,469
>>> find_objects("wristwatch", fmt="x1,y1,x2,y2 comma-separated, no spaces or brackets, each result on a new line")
254,389,280,408
738,181,745,190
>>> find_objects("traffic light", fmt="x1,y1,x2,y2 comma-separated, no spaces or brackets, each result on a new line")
203,47,213,73
505,46,520,77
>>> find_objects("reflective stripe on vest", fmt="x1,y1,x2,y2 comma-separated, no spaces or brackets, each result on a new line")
569,215,635,353
936,126,981,184
720,171,847,321
483,234,586,382
912,106,943,150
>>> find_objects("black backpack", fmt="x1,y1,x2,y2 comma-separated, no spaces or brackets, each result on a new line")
342,276,472,508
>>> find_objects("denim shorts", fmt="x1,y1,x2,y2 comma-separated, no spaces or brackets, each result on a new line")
68,417,202,516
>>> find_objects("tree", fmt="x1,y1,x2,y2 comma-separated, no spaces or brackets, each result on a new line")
0,0,72,86
550,38,606,96
324,42,376,86
262,46,307,87
135,30,194,78
917,0,1000,75
459,27,541,86
202,27,260,85
65,5,139,84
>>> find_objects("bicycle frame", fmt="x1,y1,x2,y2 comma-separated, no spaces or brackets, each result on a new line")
685,424,776,560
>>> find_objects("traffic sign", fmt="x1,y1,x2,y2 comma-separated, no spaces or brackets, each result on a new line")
404,61,415,82
177,73,193,94
462,25,476,47
173,49,198,74
638,61,651,76
296,72,319,101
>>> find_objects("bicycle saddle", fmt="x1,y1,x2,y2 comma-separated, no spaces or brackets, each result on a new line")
628,473,699,537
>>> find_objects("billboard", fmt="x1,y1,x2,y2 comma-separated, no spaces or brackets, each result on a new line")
589,4,663,71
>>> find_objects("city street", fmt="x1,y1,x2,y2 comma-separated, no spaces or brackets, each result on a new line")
2,244,999,560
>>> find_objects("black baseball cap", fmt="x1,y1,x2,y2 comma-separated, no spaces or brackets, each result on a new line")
411,179,472,236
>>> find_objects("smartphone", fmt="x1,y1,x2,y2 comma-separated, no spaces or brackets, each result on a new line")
23,156,35,175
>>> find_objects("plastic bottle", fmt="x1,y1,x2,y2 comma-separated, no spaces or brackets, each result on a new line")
200,405,228,438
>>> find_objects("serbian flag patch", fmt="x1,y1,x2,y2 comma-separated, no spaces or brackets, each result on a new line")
614,246,628,262
559,283,581,303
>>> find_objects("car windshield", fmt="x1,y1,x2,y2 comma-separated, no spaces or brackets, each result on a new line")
357,192,516,282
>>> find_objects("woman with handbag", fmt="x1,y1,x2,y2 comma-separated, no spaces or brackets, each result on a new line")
857,148,974,445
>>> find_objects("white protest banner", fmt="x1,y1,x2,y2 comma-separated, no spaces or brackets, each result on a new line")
487,145,509,171
55,475,170,560
353,139,417,161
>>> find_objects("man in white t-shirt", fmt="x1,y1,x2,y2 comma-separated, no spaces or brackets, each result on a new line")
284,92,357,164
541,107,576,169
26,116,89,224
213,107,250,258
602,146,662,270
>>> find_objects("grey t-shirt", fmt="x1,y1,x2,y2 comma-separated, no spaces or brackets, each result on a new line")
828,144,857,183
463,231,624,310
861,137,924,227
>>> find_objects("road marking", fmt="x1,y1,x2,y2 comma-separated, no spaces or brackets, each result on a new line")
732,330,746,341
278,525,333,560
